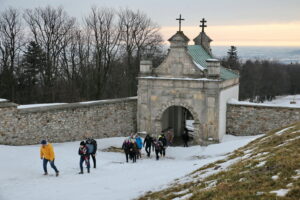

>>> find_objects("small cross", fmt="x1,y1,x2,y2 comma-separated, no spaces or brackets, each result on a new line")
200,18,207,32
176,14,185,31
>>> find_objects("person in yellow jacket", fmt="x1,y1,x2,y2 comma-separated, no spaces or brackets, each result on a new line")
40,140,59,176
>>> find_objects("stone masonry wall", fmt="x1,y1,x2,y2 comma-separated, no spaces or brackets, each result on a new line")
227,104,300,135
0,97,137,145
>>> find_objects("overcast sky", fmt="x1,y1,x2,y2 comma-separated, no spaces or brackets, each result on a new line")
1,0,300,46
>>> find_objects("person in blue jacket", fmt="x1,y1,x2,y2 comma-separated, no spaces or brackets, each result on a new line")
135,134,143,159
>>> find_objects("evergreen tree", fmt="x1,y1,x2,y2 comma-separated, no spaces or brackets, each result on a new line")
224,46,240,71
20,41,46,103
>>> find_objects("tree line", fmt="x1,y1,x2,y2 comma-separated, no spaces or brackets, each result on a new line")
1,7,299,105
222,46,300,102
0,6,164,104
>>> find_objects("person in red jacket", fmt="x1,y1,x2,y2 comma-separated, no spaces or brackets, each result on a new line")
78,141,90,174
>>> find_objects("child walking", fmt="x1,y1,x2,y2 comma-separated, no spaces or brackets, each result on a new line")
78,141,90,174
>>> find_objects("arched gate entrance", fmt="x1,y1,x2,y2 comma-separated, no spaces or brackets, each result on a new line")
160,106,195,145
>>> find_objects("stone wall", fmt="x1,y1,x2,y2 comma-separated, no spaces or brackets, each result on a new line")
227,104,300,135
0,97,137,145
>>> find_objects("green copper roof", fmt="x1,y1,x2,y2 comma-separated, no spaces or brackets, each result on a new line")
187,45,239,80
220,67,239,80
187,45,211,68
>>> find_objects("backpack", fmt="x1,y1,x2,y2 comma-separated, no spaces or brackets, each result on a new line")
86,144,94,154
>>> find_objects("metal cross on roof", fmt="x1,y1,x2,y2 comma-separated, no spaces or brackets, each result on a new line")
200,18,207,32
176,14,185,31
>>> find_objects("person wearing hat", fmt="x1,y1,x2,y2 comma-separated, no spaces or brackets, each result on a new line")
78,141,90,174
40,140,59,176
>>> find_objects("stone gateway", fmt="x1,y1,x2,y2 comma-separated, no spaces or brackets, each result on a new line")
137,19,239,145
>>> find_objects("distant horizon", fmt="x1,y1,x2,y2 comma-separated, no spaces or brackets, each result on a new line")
161,22,300,47
1,0,300,47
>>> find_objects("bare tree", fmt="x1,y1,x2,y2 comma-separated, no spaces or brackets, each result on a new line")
85,7,121,98
118,8,163,96
0,6,165,103
24,6,76,101
0,7,23,101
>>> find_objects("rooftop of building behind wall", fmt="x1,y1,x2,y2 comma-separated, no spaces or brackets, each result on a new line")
187,45,239,80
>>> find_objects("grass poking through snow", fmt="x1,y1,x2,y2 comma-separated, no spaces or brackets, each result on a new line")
137,122,300,200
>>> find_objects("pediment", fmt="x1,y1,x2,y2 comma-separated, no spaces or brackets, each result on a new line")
154,48,204,78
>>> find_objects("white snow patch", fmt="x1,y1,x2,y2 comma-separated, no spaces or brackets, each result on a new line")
186,120,194,131
205,180,217,189
193,60,205,71
241,154,252,159
292,169,300,180
243,149,253,154
18,103,66,109
256,191,264,196
253,152,269,160
172,193,193,200
140,76,219,82
0,135,260,200
228,96,300,108
80,100,112,104
286,183,293,188
276,136,300,148
266,95,300,106
256,161,267,167
179,156,241,185
275,126,294,135
272,175,279,181
292,175,300,180
270,189,290,197
239,177,247,182
79,97,137,104
0,98,8,102
172,189,189,196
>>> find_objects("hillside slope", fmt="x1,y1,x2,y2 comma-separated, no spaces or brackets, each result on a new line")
138,122,300,200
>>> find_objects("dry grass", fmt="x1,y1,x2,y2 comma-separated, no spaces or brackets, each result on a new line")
137,122,300,200
101,146,124,153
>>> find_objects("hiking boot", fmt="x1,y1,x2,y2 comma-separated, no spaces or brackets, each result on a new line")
43,172,48,175
78,172,83,174
56,171,59,177
87,169,90,173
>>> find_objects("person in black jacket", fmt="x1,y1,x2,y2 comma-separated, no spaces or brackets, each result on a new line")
158,134,167,157
153,139,163,160
143,134,153,157
78,141,90,174
86,137,97,168
182,127,189,147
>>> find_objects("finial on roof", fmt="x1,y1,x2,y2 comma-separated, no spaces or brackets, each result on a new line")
200,18,207,32
193,18,212,56
176,14,185,31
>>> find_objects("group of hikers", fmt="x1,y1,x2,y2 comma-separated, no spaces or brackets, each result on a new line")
39,127,191,175
122,133,168,162
121,127,191,162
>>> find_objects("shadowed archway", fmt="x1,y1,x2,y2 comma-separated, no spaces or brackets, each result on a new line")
161,105,194,145
154,102,201,145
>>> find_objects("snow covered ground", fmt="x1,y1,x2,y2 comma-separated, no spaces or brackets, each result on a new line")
0,135,260,200
17,103,67,109
229,95,300,108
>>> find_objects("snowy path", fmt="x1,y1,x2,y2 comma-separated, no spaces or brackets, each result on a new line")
0,135,260,200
